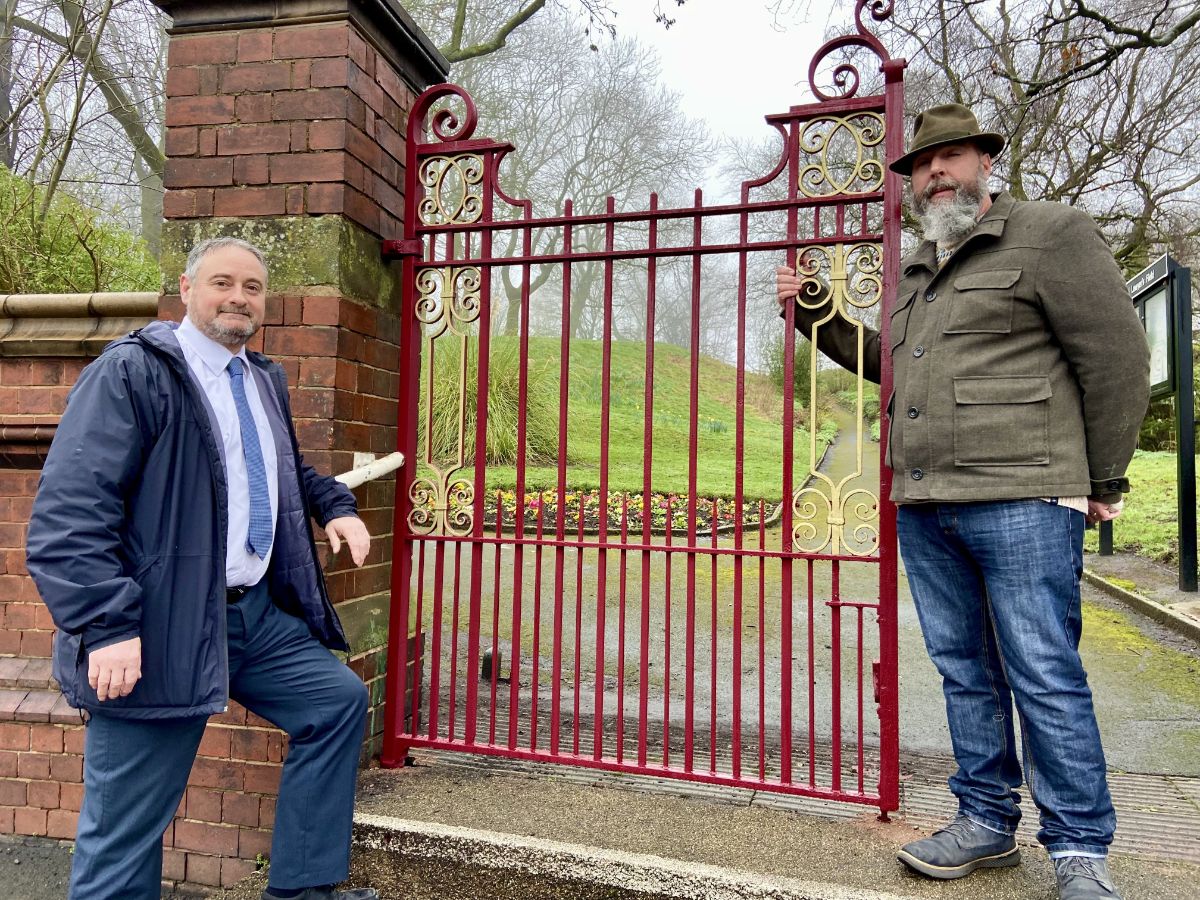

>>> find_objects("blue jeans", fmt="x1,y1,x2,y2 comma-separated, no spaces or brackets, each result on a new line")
897,500,1115,856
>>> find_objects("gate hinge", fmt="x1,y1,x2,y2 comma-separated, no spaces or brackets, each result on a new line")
381,239,423,261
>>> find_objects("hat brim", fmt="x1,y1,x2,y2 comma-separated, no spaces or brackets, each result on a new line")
888,132,1006,176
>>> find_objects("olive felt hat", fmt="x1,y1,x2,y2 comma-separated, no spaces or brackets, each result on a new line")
889,103,1005,175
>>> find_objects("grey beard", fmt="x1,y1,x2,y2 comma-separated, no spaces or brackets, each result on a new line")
916,193,983,244
204,321,256,345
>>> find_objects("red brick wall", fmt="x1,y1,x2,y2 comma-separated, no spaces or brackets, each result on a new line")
163,21,411,239
0,1,437,886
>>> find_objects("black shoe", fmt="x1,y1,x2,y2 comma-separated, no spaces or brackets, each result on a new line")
261,888,379,900
897,814,1020,880
1054,856,1123,899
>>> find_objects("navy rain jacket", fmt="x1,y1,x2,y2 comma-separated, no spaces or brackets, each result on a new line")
26,320,356,718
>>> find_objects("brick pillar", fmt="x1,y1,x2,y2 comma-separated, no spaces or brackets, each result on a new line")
150,0,446,886
4,2,447,890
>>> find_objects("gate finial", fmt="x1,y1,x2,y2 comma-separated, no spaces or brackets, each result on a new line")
807,0,895,102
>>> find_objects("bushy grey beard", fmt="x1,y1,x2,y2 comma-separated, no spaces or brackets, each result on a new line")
913,165,990,245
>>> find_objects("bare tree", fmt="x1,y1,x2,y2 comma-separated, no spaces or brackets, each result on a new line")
867,0,1200,273
426,5,714,343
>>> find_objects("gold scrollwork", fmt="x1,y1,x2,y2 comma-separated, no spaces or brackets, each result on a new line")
408,473,475,537
408,264,483,536
415,265,482,340
794,242,882,314
797,113,885,198
790,240,881,557
418,153,484,225
792,486,879,556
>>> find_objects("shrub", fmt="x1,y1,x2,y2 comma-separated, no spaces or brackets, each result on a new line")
0,166,158,293
420,335,559,465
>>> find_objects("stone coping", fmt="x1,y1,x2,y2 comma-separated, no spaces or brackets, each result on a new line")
0,292,159,358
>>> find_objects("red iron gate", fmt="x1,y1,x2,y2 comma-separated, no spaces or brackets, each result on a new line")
383,1,906,815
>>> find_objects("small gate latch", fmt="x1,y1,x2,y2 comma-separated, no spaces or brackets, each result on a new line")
381,239,423,261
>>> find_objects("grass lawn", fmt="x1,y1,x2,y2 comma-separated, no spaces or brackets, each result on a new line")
429,336,835,503
1085,449,1197,563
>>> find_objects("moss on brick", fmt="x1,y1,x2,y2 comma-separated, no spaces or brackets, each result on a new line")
161,216,401,310
335,589,391,655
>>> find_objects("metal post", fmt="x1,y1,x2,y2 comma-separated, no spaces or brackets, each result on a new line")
1099,519,1113,556
1172,266,1197,591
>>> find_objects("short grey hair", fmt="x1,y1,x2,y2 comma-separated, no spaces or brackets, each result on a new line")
184,237,268,283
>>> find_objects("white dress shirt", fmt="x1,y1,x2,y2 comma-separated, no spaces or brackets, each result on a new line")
176,317,279,587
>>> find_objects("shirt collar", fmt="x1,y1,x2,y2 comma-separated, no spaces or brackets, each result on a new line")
176,316,249,378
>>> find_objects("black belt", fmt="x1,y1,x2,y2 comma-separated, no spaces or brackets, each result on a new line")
226,586,250,603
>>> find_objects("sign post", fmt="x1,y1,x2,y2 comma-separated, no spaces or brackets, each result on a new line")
1105,256,1196,592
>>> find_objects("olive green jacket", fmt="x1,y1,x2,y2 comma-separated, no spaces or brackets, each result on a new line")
790,191,1149,504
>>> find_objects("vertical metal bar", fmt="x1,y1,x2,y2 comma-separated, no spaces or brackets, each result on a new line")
595,196,617,760
638,194,659,768
780,117,800,786
412,536,426,737
531,501,546,750
857,605,866,795
488,494,503,744
1173,265,1197,591
877,56,909,816
464,152,497,747
573,508,585,756
448,541,462,742
758,502,766,781
427,542,446,739
710,498,719,774
382,90,431,768
684,189,703,773
807,559,816,786
509,223,534,748
831,559,843,792
663,497,674,768
552,200,574,755
732,223,750,781
617,497,629,763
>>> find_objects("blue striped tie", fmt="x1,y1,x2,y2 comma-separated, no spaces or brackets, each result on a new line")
227,358,273,558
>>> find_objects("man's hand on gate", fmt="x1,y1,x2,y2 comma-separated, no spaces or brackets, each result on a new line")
776,266,802,308
1086,498,1124,526
89,636,142,701
325,516,371,567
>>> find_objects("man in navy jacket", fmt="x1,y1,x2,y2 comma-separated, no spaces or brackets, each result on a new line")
27,238,378,900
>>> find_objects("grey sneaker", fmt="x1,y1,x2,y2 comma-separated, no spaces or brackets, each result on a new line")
897,814,1020,879
1054,856,1123,899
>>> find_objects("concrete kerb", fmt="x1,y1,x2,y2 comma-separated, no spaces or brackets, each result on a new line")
352,814,909,900
1082,568,1200,644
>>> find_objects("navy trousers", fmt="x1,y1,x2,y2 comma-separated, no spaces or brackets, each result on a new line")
69,582,368,899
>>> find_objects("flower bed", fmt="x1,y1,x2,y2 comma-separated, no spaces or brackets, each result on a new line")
477,489,780,536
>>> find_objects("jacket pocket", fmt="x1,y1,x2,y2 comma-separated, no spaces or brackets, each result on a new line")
888,290,918,352
953,375,1052,466
944,269,1021,334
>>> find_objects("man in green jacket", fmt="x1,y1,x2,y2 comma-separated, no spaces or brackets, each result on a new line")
777,104,1148,900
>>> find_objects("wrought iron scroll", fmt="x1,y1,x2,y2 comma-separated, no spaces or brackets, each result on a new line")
791,242,883,557
409,265,482,537
807,0,894,101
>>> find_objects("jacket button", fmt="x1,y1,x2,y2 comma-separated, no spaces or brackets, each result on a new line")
1107,479,1121,490
924,289,936,302
911,468,924,480
907,406,919,419
913,345,925,357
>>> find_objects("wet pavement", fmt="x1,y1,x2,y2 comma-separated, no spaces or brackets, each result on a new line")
13,407,1200,899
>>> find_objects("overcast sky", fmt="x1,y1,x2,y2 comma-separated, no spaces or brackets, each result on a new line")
603,0,836,143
